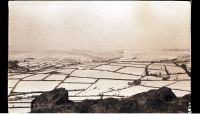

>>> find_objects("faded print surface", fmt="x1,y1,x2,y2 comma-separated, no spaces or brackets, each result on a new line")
8,1,191,113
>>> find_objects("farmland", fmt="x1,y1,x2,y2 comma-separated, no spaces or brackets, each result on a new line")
8,49,191,113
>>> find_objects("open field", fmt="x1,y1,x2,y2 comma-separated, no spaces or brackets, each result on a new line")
8,49,191,113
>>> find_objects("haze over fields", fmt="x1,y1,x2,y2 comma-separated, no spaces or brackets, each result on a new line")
9,1,191,52
8,1,191,113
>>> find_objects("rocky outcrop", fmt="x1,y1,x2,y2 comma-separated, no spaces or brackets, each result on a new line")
31,87,190,113
31,88,73,112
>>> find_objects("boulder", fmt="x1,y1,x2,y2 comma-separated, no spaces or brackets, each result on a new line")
31,87,190,113
31,88,71,112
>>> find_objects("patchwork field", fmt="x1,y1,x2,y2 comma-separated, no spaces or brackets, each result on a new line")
8,49,191,113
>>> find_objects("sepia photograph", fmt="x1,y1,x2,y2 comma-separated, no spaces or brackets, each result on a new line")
8,1,191,113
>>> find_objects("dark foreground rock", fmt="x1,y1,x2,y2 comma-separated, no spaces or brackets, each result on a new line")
31,87,190,113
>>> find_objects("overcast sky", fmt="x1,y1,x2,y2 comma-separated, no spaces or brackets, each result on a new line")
9,1,191,52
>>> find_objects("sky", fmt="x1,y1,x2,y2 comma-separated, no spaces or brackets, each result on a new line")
9,1,191,52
